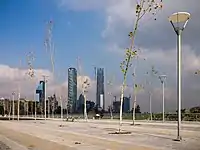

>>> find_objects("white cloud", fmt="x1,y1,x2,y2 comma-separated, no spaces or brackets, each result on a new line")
55,0,200,111
0,64,61,99
0,64,97,105
105,44,200,111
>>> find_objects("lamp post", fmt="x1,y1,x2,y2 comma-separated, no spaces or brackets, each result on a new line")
169,12,190,141
107,80,113,120
149,91,152,121
159,75,167,122
60,96,63,120
145,77,152,122
17,91,20,121
42,75,48,120
12,92,15,120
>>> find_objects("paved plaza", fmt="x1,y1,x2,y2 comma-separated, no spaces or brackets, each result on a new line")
0,119,200,150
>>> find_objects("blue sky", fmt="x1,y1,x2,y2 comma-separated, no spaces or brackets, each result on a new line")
1,0,200,111
0,0,116,79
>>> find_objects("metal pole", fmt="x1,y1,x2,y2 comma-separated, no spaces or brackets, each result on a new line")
44,77,47,120
12,94,14,120
177,30,182,140
9,99,11,120
34,92,36,120
162,81,165,122
132,94,136,125
110,95,113,120
17,92,20,121
149,92,152,121
27,101,29,117
61,97,63,120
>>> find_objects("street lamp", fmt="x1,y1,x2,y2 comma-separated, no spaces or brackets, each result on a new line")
107,80,113,120
169,12,190,141
159,75,167,123
42,75,48,120
60,96,63,120
12,92,15,120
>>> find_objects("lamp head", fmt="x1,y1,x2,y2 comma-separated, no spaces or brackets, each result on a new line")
169,12,190,34
159,75,167,83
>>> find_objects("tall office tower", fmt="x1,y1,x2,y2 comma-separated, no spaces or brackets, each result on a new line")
36,80,45,113
36,81,45,103
123,97,130,113
96,68,105,110
68,68,77,113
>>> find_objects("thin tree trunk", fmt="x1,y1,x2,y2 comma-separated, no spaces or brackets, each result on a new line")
9,101,11,120
132,94,137,125
83,93,88,121
119,82,125,132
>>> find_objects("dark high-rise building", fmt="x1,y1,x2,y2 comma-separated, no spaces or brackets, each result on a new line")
112,96,130,113
77,94,84,113
113,101,120,113
96,68,105,110
68,68,77,113
123,97,130,113
36,81,45,103
36,80,45,113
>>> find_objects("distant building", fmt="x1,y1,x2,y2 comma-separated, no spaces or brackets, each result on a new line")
68,68,77,113
123,97,130,113
77,94,84,112
112,96,130,113
48,94,58,114
36,81,45,104
36,80,45,113
96,68,105,110
113,101,120,113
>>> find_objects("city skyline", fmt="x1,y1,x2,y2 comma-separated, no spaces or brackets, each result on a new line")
0,0,200,112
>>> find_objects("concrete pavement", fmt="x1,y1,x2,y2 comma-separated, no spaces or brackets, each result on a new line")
0,120,199,150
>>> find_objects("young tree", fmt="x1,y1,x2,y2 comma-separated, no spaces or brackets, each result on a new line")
107,75,115,119
26,51,37,120
119,0,163,132
44,20,56,118
132,83,144,125
145,66,159,120
82,78,90,121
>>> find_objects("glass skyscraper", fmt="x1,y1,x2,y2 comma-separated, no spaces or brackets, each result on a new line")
123,97,130,113
96,68,105,110
68,68,77,113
